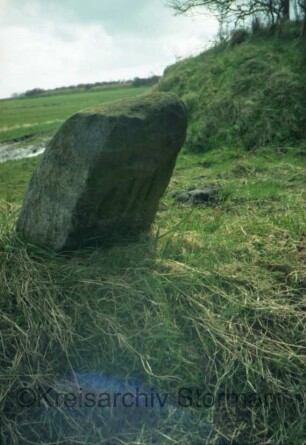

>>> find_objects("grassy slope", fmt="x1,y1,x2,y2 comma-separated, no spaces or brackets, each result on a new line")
0,86,148,143
0,29,306,445
158,25,306,151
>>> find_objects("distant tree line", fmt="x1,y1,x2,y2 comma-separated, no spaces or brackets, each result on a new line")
23,88,45,97
12,75,160,99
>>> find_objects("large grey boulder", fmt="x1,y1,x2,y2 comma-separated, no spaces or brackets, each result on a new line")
16,92,188,250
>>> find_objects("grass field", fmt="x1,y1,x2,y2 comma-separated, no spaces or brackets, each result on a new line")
0,26,306,445
0,143,305,444
0,86,149,143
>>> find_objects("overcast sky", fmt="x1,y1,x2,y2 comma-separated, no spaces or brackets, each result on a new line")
0,0,218,99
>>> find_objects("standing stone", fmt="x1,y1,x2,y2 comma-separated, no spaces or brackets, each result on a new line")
16,93,188,250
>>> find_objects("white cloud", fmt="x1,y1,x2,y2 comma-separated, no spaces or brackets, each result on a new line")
0,0,218,98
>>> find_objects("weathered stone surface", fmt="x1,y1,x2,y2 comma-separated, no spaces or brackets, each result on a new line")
17,93,188,250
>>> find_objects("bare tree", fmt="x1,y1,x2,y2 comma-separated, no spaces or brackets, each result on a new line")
282,0,290,19
297,0,306,34
166,0,295,26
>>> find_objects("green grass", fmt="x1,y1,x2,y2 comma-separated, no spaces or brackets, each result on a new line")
0,86,149,143
0,143,305,444
158,23,306,151
0,157,41,203
0,23,305,445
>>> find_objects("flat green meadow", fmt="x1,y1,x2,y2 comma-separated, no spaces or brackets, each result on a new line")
0,86,148,142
